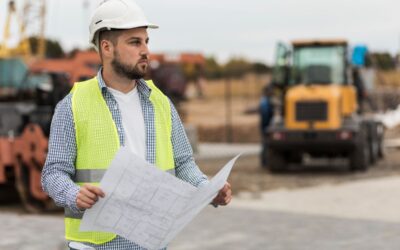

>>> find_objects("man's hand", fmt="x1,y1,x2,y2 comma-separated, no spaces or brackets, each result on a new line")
212,182,232,206
76,184,105,210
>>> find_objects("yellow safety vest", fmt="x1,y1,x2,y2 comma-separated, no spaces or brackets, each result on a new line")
65,77,175,244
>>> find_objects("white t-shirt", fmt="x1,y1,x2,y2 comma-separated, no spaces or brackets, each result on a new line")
108,86,146,159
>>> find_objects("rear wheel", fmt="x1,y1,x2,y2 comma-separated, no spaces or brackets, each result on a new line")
350,126,370,171
289,153,302,165
377,123,385,159
367,122,380,164
268,149,287,172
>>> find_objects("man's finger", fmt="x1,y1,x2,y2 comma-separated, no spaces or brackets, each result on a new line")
77,199,93,209
221,184,229,193
86,185,105,198
221,182,231,193
220,183,231,196
225,195,232,204
80,188,98,201
77,193,96,205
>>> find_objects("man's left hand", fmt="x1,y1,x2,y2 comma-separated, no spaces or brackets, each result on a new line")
212,182,232,206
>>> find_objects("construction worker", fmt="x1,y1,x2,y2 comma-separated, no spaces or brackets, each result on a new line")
41,0,232,249
259,85,274,168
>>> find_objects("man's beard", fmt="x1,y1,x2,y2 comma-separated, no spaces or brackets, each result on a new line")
111,51,148,80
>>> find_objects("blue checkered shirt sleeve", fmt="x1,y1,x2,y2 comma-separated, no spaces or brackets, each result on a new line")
41,93,81,213
170,100,208,187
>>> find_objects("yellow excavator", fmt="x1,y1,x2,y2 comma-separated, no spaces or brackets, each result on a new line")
266,39,384,171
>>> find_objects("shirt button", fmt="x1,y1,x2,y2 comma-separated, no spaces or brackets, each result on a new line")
114,106,118,110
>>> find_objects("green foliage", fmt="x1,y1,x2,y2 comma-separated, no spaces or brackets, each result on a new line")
28,36,65,58
204,57,223,79
367,52,395,70
223,57,252,78
203,56,270,79
251,62,271,74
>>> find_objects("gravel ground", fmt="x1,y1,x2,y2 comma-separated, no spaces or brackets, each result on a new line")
197,146,400,196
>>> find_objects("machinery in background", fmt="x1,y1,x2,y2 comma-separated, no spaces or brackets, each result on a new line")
0,0,69,212
266,39,384,172
0,57,70,212
0,0,46,60
148,53,205,102
148,52,205,120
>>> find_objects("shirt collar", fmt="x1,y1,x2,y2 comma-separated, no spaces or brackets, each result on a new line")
96,68,152,98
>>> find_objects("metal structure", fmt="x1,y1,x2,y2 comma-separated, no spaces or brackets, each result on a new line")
0,0,67,212
0,0,46,60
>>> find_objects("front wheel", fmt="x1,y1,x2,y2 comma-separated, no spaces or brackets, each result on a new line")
350,127,370,171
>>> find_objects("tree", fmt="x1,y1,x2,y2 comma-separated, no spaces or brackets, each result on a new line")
223,57,252,78
203,56,271,79
367,52,395,70
28,37,65,58
204,57,223,79
251,62,271,74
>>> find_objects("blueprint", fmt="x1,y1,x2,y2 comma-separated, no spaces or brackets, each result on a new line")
80,147,239,250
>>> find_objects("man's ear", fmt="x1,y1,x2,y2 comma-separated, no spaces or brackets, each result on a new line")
100,40,113,58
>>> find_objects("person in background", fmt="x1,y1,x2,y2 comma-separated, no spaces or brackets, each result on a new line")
259,85,274,168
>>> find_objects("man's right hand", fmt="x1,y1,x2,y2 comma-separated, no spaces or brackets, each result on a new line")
76,184,105,210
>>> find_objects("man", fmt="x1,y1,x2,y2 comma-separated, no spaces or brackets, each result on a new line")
259,85,274,168
41,0,232,249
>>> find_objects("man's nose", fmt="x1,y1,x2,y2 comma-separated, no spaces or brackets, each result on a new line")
140,44,149,56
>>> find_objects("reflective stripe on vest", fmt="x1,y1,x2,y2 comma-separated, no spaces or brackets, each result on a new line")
73,168,176,183
65,77,175,245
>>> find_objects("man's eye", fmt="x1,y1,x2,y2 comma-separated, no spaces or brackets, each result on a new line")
130,41,140,45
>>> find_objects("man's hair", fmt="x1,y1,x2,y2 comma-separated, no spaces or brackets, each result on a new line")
98,29,124,58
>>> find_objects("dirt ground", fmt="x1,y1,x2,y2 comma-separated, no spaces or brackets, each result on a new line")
183,97,261,143
197,146,400,196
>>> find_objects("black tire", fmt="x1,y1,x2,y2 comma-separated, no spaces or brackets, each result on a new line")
289,153,302,165
260,139,268,169
268,149,287,172
350,126,370,171
377,123,385,159
367,122,379,164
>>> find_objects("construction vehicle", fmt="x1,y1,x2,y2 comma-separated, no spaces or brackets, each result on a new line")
266,39,384,172
0,0,69,212
148,53,205,103
147,52,205,121
0,57,70,211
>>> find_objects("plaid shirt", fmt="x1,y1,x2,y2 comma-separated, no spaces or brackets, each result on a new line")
41,70,208,250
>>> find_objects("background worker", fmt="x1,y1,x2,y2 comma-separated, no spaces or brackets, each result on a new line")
259,85,274,168
41,0,232,249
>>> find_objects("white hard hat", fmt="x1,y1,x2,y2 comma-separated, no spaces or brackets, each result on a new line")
89,0,158,48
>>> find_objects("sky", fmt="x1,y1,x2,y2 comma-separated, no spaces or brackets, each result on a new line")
1,0,400,64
